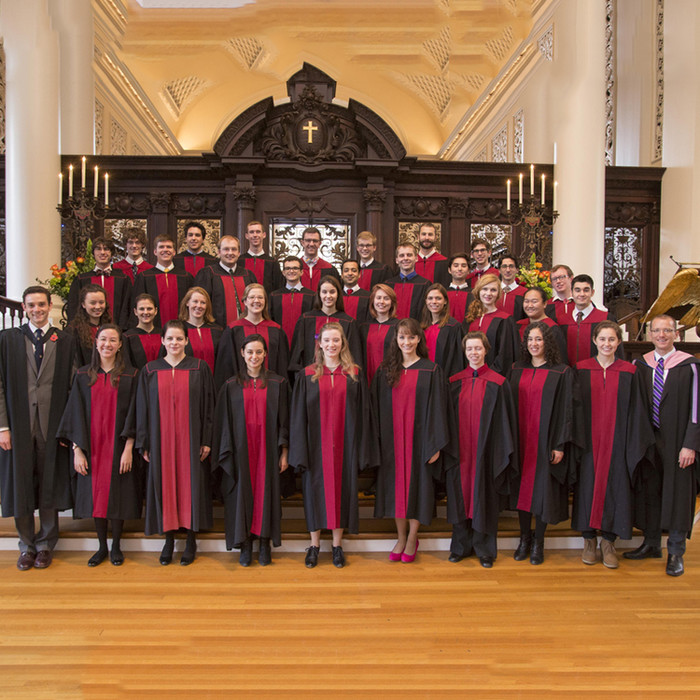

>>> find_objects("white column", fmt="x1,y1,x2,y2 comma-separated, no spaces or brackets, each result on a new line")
0,0,61,300
50,0,95,155
551,0,607,305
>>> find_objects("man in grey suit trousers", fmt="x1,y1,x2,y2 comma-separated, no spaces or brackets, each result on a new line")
0,286,75,570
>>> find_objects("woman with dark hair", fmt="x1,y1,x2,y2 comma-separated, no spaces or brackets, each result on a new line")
215,283,289,387
465,273,519,375
372,317,450,563
289,322,372,568
516,287,568,364
67,284,112,366
178,286,223,375
508,321,575,565
289,275,362,373
359,283,400,385
124,293,162,369
213,334,290,567
420,283,465,378
57,324,140,566
135,320,215,566
572,321,652,568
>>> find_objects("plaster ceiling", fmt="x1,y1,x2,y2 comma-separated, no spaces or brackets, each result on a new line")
118,0,535,155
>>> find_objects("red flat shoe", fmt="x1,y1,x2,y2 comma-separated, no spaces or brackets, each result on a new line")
401,539,419,563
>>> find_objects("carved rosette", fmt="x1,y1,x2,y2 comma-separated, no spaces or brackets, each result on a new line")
363,188,387,213
171,194,224,216
448,197,468,217
394,197,447,218
232,186,257,208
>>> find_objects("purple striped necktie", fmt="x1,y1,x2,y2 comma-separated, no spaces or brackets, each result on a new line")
652,356,665,427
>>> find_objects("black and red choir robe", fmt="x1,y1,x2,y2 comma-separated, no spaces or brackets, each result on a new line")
516,317,569,366
508,361,576,523
124,328,163,370
184,322,223,375
194,264,256,329
134,356,215,535
467,266,499,289
173,250,217,277
632,351,700,535
289,311,363,373
133,267,194,327
571,358,653,538
445,365,517,542
301,258,341,292
214,319,289,387
447,287,473,323
66,324,100,367
360,318,399,385
559,308,619,366
385,273,430,320
269,287,315,346
546,297,575,324
289,365,373,533
213,373,289,549
240,252,284,294
358,261,393,291
423,318,466,379
66,269,132,329
467,311,520,376
371,358,451,525
56,367,141,520
496,284,527,321
415,252,449,286
342,288,371,323
113,258,153,284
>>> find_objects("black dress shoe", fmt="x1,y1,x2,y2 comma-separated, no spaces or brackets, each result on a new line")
666,553,684,577
513,531,533,561
332,546,345,568
448,552,464,563
110,546,124,566
479,556,494,568
305,545,320,568
88,548,108,567
239,538,253,567
258,538,271,567
530,540,544,565
17,551,36,571
159,536,174,565
623,543,663,560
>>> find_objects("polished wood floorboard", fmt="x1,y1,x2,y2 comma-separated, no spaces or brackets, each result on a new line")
1,538,699,700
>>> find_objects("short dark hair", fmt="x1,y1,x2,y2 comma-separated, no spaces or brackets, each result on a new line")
282,256,303,269
448,253,469,267
302,227,321,240
184,222,206,238
92,236,114,253
470,238,491,252
22,285,51,303
572,274,595,289
134,293,157,309
341,259,360,272
161,319,188,339
124,227,147,246
500,253,518,267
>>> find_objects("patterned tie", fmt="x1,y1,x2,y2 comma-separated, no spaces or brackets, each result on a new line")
652,356,664,428
132,262,139,278
576,311,584,325
34,328,44,371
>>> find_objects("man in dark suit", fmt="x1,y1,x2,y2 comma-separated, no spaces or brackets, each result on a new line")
0,286,75,570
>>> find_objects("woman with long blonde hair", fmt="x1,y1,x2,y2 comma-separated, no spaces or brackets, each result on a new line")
179,286,223,374
359,283,400,385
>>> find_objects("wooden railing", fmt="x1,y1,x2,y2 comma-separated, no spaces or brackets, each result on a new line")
0,295,26,329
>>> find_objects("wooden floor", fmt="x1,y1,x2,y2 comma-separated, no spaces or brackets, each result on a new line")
1,537,700,700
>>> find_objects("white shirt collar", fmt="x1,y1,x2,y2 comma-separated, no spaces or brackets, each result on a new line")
449,283,469,290
156,263,174,272
345,285,361,294
125,256,143,265
219,261,237,274
575,304,595,320
286,283,303,291
29,321,52,336
360,258,374,268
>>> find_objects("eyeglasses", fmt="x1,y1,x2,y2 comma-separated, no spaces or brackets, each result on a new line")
472,248,488,254
283,267,302,272
551,274,569,282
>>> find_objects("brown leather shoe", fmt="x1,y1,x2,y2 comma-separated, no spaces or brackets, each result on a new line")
600,539,619,569
582,537,597,565
33,550,53,569
17,551,36,571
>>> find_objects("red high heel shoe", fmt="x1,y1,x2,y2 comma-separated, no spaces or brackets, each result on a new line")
401,539,420,563
389,543,405,562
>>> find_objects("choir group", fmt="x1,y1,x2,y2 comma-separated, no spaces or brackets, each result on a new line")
1,221,698,578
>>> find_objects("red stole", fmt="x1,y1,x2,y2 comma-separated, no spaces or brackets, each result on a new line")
242,381,268,536
366,324,391,384
447,289,469,322
155,273,179,324
90,374,119,518
188,327,216,372
392,369,419,519
91,274,115,314
424,324,440,363
458,370,488,519
221,276,246,326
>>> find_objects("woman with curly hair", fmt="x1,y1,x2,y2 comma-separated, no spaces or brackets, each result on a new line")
359,283,400,385
179,286,223,374
420,283,465,378
508,321,575,565
516,287,568,364
67,284,112,366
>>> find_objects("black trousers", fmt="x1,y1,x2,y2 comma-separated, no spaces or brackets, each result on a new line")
450,520,497,559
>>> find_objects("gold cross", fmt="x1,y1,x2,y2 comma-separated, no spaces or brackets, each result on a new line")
302,120,318,144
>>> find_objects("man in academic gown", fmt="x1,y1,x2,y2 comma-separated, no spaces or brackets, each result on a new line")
546,264,575,322
269,256,315,346
173,222,217,277
341,259,371,323
240,220,283,294
194,235,256,328
356,231,393,291
467,239,499,289
446,253,473,323
496,254,526,321
625,315,700,576
414,222,450,286
299,226,341,292
385,243,430,320
0,286,76,570
113,227,153,283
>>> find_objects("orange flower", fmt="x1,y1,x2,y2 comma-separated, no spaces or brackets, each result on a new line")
76,257,84,264
535,262,542,269
51,264,59,271
59,267,66,274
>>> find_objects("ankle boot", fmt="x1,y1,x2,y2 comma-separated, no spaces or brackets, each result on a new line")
513,530,533,561
530,539,544,565
159,533,175,565
258,538,271,566
180,531,197,566
239,537,253,567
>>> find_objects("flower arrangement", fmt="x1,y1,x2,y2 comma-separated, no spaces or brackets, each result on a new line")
39,239,95,302
518,252,552,297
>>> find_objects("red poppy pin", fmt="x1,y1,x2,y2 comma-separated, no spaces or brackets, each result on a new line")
50,333,58,342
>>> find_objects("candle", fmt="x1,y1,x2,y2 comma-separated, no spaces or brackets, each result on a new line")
506,179,511,211
93,166,99,198
518,173,523,204
541,174,546,205
68,164,74,198
58,173,63,206
530,164,534,196
81,156,86,189
104,173,109,206
553,181,558,211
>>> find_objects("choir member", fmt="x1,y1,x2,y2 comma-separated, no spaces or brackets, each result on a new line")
496,254,526,320
269,256,315,345
57,324,140,567
372,318,450,563
289,276,362,373
113,227,153,283
135,320,215,566
464,274,519,375
123,294,163,369
385,243,430,320
415,222,449,286
299,226,341,291
509,321,575,565
467,239,499,289
517,287,568,363
67,284,112,366
446,331,516,567
356,230,392,291
419,283,465,378
240,220,283,293
446,253,473,322
215,283,289,387
572,321,653,568
213,334,289,567
341,259,371,322
359,283,399,386
178,286,223,375
289,323,372,568
173,221,216,277
547,264,575,322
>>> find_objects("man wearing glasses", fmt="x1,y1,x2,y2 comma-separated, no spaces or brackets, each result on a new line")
467,239,499,289
355,231,392,291
270,256,315,344
548,264,575,323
